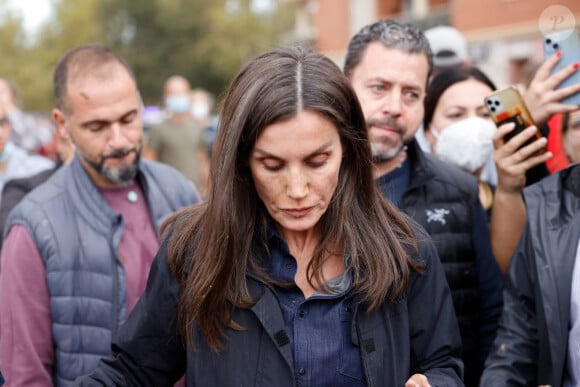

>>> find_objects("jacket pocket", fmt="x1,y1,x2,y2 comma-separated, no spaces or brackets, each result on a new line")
338,300,366,384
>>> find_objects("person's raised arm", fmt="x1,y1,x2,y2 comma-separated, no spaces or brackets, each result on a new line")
490,51,580,273
490,122,551,273
524,51,580,126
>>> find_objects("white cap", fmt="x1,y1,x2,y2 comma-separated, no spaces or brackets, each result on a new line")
425,25,468,68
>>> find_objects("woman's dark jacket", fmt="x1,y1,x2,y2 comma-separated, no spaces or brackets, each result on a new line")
76,226,464,386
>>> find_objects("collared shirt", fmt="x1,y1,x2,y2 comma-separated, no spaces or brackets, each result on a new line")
564,237,580,386
265,227,366,387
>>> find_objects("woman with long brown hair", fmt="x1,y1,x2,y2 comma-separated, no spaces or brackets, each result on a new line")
77,46,463,387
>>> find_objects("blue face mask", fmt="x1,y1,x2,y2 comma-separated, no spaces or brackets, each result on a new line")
165,95,191,114
0,141,14,162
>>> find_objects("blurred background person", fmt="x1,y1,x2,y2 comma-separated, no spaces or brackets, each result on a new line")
190,87,220,159
0,128,74,247
190,87,214,128
424,25,471,75
0,78,54,155
0,103,54,200
144,76,210,196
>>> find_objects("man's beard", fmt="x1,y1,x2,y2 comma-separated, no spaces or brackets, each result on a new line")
370,142,405,162
366,117,407,162
85,146,141,186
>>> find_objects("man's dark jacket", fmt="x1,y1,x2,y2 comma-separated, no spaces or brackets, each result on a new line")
382,140,503,386
481,164,580,386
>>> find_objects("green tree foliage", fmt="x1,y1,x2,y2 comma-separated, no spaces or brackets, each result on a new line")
0,0,296,111
101,0,296,105
0,0,46,111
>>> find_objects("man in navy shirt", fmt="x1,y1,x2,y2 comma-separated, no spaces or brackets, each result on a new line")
344,19,503,387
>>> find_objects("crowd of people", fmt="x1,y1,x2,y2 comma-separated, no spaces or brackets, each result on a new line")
0,18,577,387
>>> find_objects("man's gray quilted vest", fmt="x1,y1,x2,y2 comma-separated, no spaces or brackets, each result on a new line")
4,156,198,386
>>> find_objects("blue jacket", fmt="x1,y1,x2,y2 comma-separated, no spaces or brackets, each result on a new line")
76,226,464,386
4,156,199,386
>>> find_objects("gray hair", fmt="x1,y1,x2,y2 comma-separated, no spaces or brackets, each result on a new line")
344,19,433,80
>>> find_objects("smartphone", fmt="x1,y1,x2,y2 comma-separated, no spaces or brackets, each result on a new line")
543,28,580,106
484,86,544,152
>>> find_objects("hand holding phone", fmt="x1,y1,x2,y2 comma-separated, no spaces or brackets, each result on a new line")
484,87,545,154
543,29,580,106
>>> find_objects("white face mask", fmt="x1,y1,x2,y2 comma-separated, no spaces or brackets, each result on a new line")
433,116,496,174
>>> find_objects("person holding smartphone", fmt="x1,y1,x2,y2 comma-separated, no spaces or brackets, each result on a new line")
491,50,580,273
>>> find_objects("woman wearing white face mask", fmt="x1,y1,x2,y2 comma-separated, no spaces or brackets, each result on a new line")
423,67,502,217
422,66,554,276
431,116,497,215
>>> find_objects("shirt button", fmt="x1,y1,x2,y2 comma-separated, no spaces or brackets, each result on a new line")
286,263,294,269
298,368,306,376
299,310,305,317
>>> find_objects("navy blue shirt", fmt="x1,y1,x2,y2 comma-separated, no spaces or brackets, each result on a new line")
376,158,411,207
265,228,367,387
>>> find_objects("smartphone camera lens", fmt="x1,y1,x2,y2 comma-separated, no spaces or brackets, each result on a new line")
546,38,552,44
553,43,559,50
490,106,496,112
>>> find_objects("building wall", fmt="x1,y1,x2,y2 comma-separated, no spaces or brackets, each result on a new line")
452,1,580,87
314,0,350,57
454,0,580,41
300,0,580,86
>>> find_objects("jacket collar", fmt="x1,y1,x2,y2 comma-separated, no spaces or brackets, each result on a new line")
406,139,436,190
246,274,295,373
66,155,149,231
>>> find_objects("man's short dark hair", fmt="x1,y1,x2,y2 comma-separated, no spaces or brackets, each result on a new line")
343,19,433,81
53,43,136,113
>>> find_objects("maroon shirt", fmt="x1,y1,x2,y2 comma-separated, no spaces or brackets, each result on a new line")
0,182,159,385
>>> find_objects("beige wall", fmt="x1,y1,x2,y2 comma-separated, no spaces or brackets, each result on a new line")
314,0,350,56
306,0,580,85
454,0,580,41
